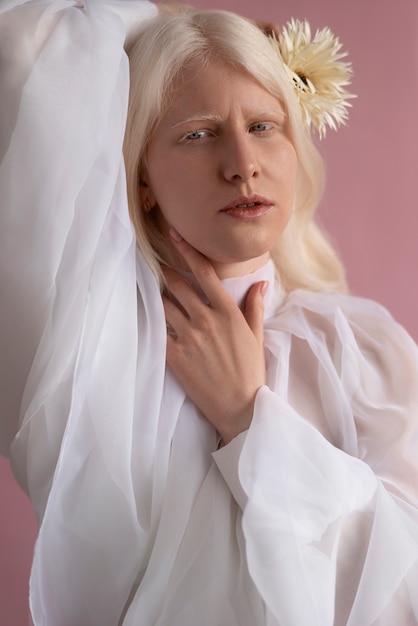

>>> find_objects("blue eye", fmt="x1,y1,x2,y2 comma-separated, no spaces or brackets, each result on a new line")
251,123,271,132
183,129,208,141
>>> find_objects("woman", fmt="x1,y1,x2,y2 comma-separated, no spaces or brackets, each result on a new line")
1,2,417,625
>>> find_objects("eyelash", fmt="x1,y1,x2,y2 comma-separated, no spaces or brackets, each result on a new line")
180,122,277,143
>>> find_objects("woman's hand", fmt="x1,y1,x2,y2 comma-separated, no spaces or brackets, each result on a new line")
250,19,281,39
162,231,267,445
157,3,195,14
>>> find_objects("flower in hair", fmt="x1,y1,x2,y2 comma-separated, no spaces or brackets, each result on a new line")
270,19,355,138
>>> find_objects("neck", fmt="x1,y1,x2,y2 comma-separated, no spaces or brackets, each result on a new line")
210,253,272,279
165,249,272,280
178,257,284,321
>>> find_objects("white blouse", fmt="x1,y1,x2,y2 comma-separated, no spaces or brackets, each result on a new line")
1,2,417,625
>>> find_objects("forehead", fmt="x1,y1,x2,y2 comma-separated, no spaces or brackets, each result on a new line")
161,59,285,125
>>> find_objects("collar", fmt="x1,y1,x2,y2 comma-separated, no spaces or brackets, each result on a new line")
180,259,285,321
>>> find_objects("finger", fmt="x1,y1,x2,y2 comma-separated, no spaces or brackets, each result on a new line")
162,265,209,319
157,3,195,15
162,294,187,338
263,21,281,39
243,281,267,347
249,18,281,39
169,228,233,310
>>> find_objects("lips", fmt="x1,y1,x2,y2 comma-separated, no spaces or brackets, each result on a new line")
220,195,273,219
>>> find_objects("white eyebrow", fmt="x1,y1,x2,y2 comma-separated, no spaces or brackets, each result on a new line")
171,114,223,129
170,108,288,129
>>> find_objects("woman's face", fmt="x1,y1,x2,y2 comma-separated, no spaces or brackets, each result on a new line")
143,60,298,278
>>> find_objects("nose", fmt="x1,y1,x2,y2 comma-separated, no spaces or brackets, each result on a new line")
221,132,259,183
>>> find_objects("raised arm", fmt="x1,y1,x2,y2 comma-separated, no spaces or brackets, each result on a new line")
0,0,156,456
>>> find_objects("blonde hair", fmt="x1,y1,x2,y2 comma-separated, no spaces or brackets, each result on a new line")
123,9,348,293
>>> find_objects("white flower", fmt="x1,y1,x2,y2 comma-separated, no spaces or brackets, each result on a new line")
271,19,355,139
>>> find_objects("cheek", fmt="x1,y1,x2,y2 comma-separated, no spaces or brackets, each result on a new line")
148,169,181,218
151,182,195,238
270,141,298,180
146,143,178,198
148,156,195,208
283,149,298,201
284,143,298,177
149,169,205,230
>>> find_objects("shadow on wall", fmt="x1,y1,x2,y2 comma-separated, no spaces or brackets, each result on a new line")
0,456,37,626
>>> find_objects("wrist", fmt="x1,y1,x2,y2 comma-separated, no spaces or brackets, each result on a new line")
218,407,253,446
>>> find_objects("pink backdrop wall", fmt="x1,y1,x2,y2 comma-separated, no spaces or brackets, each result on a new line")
1,0,417,623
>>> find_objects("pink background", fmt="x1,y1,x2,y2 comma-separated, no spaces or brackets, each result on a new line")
1,0,417,623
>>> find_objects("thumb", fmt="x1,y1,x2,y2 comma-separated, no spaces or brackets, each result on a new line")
244,281,267,346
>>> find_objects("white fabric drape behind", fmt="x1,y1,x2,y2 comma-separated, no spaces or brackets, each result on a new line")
1,2,417,625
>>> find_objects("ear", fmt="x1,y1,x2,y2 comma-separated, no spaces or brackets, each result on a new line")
139,170,157,207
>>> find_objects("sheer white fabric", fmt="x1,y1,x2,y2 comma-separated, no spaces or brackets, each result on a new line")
1,2,417,625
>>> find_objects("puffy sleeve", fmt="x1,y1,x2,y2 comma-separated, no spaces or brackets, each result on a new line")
0,0,156,460
213,292,418,625
0,5,165,623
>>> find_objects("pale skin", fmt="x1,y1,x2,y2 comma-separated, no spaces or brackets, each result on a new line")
157,3,194,15
142,61,297,445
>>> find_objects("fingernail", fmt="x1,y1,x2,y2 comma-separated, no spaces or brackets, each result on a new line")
169,228,183,242
260,281,269,297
